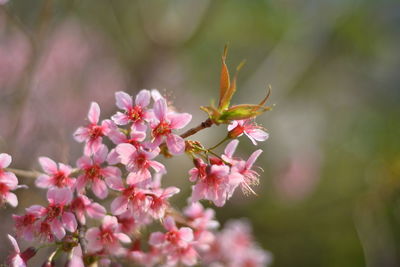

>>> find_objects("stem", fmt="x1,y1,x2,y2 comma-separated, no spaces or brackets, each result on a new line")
77,220,87,256
206,150,231,166
5,168,40,179
207,136,229,150
180,118,214,139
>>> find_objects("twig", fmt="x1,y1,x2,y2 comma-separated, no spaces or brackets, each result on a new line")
5,168,40,179
180,118,214,139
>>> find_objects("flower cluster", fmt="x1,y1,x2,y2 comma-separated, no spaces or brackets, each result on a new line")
4,49,272,266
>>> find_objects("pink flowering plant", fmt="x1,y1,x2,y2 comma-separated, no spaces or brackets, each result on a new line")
3,49,272,267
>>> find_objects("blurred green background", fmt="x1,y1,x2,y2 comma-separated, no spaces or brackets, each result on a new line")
1,0,400,266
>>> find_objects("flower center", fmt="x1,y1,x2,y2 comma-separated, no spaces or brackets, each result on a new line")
127,106,143,122
152,121,171,137
46,204,63,221
166,231,180,244
89,125,103,140
53,172,67,187
85,165,101,180
100,228,116,244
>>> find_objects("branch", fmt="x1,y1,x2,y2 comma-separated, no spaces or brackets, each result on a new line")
5,168,40,179
180,118,214,139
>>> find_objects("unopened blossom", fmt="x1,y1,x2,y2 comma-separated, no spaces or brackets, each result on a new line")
86,215,131,255
28,188,77,240
70,195,106,225
116,143,165,184
190,164,242,207
0,153,24,207
228,119,268,145
73,102,112,155
7,235,36,267
111,90,152,131
35,157,74,189
150,98,192,155
76,145,122,199
149,216,197,266
147,186,180,219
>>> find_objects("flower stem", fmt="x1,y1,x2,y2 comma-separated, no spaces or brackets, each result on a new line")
5,168,40,179
207,136,230,150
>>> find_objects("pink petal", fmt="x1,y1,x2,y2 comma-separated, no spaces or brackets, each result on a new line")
92,180,108,199
115,143,136,165
135,89,151,107
168,112,192,129
163,187,180,197
73,127,89,142
58,163,72,176
93,145,108,164
50,219,66,240
246,149,263,169
7,234,20,253
6,192,18,207
87,203,106,219
163,216,176,231
102,215,118,230
104,175,124,191
75,176,87,193
1,172,18,188
38,157,58,174
88,102,100,124
149,161,165,174
106,149,120,165
116,233,131,243
115,91,133,110
227,120,239,131
248,128,269,142
224,140,239,158
47,188,73,205
62,212,78,232
149,232,165,246
111,112,130,125
76,156,92,169
153,98,167,121
179,227,194,242
0,153,12,169
85,137,103,156
166,134,185,155
111,196,128,215
86,228,102,253
151,89,163,102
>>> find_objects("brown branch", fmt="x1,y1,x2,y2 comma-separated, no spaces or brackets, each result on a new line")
5,168,41,179
180,118,214,139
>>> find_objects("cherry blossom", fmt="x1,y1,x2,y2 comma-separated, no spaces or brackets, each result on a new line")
35,157,75,189
190,164,242,207
228,119,269,145
86,215,131,255
146,186,180,219
116,143,165,184
150,98,192,155
73,102,112,156
70,195,106,225
76,145,122,199
111,90,152,131
0,153,24,207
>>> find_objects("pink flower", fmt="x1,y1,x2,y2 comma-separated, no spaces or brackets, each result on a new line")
223,140,263,194
12,210,39,241
228,119,269,145
190,164,241,207
70,195,106,225
30,188,77,240
76,145,122,199
110,185,148,218
6,235,36,267
183,202,219,230
146,187,180,219
0,153,23,207
108,124,146,148
116,143,165,184
111,90,152,131
86,215,131,255
150,98,192,155
35,157,75,188
149,216,197,266
73,102,112,155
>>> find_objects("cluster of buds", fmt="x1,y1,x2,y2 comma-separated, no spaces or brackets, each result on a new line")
3,48,272,266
